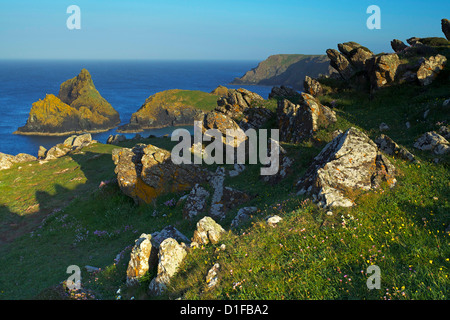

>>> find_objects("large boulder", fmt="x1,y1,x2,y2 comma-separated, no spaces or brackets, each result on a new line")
112,144,211,204
277,93,337,144
366,53,401,92
192,216,226,246
148,238,188,296
296,127,397,208
442,19,450,40
416,54,447,86
126,233,158,286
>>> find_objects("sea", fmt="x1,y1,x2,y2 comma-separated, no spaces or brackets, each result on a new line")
0,60,274,157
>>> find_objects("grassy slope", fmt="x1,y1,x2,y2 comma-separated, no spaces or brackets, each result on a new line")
0,63,449,300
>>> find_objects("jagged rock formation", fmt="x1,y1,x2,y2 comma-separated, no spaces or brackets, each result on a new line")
303,76,323,97
112,144,211,204
126,233,158,286
117,89,218,132
15,69,120,135
277,93,337,143
366,53,400,91
268,86,301,100
214,87,264,121
231,54,335,90
296,127,397,208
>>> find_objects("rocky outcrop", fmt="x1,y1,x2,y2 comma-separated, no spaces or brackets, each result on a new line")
296,127,397,208
151,226,190,248
230,207,258,228
106,134,127,145
0,152,36,171
268,86,301,99
391,39,408,53
375,134,416,162
416,54,447,86
214,87,264,120
337,42,374,71
41,133,95,160
303,76,323,97
326,49,355,81
126,233,158,286
148,238,188,295
182,184,210,220
191,216,226,246
112,144,211,204
366,54,401,92
238,107,274,131
414,132,450,155
208,168,250,220
442,19,450,40
117,89,218,133
231,54,334,90
277,93,337,144
15,69,120,135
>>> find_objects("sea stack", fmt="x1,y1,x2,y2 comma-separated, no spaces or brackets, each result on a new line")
14,69,120,135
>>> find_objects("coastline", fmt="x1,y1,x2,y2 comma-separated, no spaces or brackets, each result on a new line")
12,126,118,137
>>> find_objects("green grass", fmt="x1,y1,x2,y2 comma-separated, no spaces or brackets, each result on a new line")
0,55,449,300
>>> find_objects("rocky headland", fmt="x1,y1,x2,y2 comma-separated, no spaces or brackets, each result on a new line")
14,69,120,136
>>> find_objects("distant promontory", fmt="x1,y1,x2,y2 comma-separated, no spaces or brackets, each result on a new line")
14,69,120,136
230,54,335,90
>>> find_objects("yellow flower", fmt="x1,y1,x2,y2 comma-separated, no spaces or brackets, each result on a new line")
429,260,433,264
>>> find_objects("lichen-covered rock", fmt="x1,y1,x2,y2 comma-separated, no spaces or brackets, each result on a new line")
238,107,274,131
192,216,226,245
112,144,211,204
183,184,210,220
230,207,258,228
44,144,72,160
303,76,323,97
0,152,36,170
337,42,374,71
15,69,120,135
209,167,250,220
148,238,187,296
277,93,337,143
366,54,400,92
206,263,220,289
214,87,264,120
326,49,355,81
268,86,301,99
126,233,158,286
416,54,447,86
414,131,450,155
106,134,127,145
151,226,190,248
37,146,47,159
296,127,397,208
375,134,416,162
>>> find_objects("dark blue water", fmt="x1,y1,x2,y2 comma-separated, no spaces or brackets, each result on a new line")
0,60,273,156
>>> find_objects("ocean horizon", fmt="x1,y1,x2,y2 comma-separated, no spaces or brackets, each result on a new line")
0,60,275,156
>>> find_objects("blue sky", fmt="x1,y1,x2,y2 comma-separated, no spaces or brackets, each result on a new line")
0,0,448,60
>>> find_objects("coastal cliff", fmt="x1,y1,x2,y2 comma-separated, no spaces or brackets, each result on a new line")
231,54,335,90
14,69,120,136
